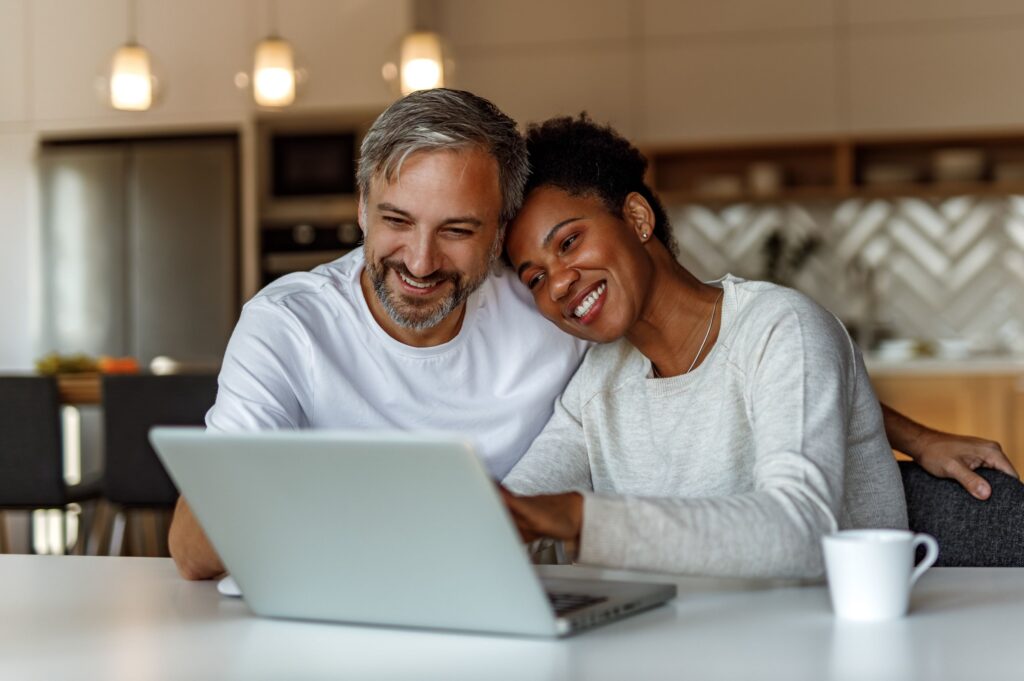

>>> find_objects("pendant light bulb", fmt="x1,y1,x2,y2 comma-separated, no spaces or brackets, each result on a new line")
400,31,444,95
109,43,153,111
253,37,296,107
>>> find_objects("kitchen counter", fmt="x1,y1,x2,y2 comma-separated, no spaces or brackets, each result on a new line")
866,356,1024,376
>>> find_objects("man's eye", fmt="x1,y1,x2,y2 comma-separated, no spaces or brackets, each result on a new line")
559,234,578,252
446,228,473,237
527,272,545,290
383,215,407,225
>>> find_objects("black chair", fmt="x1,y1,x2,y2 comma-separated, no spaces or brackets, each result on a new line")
899,461,1024,567
95,373,217,556
0,376,100,554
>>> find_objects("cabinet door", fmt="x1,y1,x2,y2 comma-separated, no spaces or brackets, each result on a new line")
870,374,1015,465
38,146,130,357
128,139,238,365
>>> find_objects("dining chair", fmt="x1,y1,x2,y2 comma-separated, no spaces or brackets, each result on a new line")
0,376,101,553
95,373,218,556
899,461,1024,567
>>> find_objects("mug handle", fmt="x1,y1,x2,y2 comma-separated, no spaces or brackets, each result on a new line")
909,533,940,587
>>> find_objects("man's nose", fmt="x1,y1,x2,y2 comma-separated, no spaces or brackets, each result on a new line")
405,234,441,277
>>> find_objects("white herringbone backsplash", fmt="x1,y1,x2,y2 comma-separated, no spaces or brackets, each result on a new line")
671,196,1024,353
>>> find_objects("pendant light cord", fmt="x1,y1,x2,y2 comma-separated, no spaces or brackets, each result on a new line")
127,0,137,43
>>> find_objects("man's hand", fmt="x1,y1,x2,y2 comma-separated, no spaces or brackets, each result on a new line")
168,497,226,580
499,488,584,544
910,429,1019,501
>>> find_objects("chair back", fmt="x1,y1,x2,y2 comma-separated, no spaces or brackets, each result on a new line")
0,376,68,507
102,374,217,507
899,461,1024,567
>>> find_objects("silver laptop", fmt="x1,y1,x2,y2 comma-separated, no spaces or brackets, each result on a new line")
150,427,675,637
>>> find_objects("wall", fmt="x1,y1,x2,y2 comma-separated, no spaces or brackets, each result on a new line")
0,0,410,371
7,0,1024,369
671,194,1024,353
437,0,1024,142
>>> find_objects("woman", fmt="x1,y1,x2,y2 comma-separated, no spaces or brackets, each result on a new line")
500,116,944,578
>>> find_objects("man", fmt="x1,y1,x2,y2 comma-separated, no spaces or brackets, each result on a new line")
169,89,1016,580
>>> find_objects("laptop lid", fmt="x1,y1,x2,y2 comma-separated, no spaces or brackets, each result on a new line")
150,427,562,636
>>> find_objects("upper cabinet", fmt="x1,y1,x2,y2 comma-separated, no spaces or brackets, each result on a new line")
0,0,29,125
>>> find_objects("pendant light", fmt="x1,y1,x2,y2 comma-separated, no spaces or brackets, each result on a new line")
382,2,452,96
252,0,298,108
399,31,445,95
108,0,157,111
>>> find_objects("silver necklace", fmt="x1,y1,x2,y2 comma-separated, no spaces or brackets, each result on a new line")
653,290,723,378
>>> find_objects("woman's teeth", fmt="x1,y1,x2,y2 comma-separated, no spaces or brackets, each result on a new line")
574,283,606,318
399,272,436,289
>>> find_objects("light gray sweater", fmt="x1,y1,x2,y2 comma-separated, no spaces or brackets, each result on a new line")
504,275,908,578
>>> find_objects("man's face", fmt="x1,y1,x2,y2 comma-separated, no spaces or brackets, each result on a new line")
360,148,503,334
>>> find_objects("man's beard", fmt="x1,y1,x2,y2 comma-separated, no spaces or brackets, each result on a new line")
365,257,490,331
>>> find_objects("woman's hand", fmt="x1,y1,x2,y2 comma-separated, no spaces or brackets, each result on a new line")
499,488,584,544
911,430,1019,500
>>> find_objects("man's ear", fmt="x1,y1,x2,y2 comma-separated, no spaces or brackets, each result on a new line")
622,192,656,243
357,195,367,234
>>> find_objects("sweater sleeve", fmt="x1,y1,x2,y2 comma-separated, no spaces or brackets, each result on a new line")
205,297,313,432
578,298,851,578
502,359,594,494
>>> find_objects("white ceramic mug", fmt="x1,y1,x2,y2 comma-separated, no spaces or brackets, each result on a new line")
822,529,939,621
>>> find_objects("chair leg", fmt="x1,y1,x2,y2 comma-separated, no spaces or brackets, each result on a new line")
0,511,8,554
140,510,160,557
87,500,112,556
109,510,128,557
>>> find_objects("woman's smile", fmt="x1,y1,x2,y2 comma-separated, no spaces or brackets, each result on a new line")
567,281,607,324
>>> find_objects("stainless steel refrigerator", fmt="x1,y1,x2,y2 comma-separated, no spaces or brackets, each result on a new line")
38,135,239,366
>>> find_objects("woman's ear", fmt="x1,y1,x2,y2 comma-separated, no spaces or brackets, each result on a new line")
623,192,656,243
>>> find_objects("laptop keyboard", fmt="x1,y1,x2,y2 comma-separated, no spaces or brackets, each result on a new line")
547,591,607,616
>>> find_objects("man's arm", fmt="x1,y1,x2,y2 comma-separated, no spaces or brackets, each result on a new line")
168,297,312,579
168,498,225,580
881,403,1019,500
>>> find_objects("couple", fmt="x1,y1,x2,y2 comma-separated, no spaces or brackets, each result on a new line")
170,89,1016,580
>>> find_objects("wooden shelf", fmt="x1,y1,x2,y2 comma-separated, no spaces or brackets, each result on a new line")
646,129,1024,204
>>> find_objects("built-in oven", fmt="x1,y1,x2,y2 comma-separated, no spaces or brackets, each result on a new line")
257,113,376,284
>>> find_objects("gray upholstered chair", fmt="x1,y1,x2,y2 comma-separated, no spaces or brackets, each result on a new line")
899,461,1024,567
0,376,100,553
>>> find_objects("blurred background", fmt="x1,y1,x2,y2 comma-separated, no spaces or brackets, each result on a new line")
3,0,1024,551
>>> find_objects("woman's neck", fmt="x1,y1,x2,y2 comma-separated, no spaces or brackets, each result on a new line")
626,247,723,378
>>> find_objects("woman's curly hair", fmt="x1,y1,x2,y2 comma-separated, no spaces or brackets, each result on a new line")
521,113,677,255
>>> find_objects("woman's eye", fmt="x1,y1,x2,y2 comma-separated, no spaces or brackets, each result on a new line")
527,272,545,290
559,234,578,252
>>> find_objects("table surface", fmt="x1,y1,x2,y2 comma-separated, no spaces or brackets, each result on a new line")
2,556,1021,681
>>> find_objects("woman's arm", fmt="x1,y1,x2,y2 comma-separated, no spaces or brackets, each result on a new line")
504,298,898,579
881,404,1018,499
502,362,594,495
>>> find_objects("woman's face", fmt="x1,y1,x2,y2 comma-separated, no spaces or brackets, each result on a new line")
506,186,654,343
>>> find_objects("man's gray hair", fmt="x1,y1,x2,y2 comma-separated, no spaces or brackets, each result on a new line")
357,89,528,226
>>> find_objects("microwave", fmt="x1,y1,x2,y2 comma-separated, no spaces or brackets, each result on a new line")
271,131,356,198
258,114,376,223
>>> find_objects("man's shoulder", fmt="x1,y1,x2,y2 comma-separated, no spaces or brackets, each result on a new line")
478,266,590,351
248,250,362,315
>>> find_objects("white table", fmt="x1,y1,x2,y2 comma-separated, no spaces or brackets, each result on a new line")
2,556,1021,680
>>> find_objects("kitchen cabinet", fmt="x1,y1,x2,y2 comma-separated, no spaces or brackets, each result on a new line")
645,129,1024,205
869,369,1024,475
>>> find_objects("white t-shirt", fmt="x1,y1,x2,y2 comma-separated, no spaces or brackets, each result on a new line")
206,248,588,478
